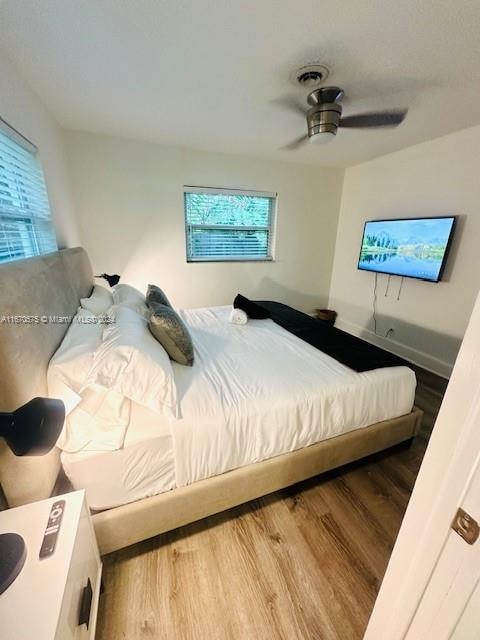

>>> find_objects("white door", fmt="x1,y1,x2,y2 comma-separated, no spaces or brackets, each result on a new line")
365,290,480,640
451,579,480,640
405,446,480,638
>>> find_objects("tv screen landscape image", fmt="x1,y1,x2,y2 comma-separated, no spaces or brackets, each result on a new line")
358,216,456,282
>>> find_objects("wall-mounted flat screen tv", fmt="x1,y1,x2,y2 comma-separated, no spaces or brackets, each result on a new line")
358,216,456,282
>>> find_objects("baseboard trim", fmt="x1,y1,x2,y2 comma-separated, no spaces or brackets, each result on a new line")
335,318,452,379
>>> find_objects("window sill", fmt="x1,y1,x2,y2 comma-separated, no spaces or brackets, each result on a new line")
187,257,275,263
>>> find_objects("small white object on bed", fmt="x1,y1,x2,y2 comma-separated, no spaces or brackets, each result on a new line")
55,305,416,510
229,307,248,325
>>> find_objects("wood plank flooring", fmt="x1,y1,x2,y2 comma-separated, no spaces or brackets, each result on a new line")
96,368,445,640
96,441,426,640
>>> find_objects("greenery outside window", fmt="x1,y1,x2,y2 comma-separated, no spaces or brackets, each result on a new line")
184,186,277,262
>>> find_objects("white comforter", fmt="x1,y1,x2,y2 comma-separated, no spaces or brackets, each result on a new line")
61,305,416,508
171,306,415,487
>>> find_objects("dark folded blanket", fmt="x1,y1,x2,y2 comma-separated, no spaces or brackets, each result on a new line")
236,296,408,372
233,294,270,319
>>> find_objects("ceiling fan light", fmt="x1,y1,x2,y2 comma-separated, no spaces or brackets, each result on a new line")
309,130,336,144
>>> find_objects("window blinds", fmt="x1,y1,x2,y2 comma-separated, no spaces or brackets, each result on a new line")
0,119,57,264
184,187,276,262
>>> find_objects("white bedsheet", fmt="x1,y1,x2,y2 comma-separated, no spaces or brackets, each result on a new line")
61,402,175,509
62,305,416,509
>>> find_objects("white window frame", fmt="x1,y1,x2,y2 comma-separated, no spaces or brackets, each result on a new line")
0,116,57,264
184,186,277,263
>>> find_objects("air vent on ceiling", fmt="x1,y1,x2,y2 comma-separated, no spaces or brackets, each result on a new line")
291,64,330,88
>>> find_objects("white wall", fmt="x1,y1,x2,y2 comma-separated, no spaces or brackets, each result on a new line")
63,130,344,311
0,47,79,248
329,125,480,377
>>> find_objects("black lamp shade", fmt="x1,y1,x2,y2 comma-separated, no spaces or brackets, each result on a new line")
0,397,65,456
0,398,65,596
96,273,120,287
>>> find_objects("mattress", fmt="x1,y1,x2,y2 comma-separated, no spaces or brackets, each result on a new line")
61,402,175,509
62,306,416,510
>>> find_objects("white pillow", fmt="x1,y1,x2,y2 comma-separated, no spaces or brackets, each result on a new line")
80,285,113,315
57,384,131,453
48,307,104,399
112,283,148,317
86,305,178,418
48,308,131,453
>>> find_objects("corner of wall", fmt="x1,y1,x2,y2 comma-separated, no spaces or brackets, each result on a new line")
325,130,480,378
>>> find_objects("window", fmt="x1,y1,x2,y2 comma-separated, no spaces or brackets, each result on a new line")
184,187,276,262
0,118,57,264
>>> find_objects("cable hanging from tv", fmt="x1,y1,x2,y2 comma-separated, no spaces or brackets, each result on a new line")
397,277,405,301
372,273,405,337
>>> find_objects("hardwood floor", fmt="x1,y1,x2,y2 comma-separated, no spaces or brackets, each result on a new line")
96,441,425,640
96,368,445,640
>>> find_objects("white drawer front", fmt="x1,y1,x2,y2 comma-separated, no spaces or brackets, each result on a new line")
55,502,102,640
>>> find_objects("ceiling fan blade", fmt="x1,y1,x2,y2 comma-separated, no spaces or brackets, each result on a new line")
339,109,407,128
281,134,309,151
272,94,307,117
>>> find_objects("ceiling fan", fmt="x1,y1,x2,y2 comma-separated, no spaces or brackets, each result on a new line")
282,86,407,149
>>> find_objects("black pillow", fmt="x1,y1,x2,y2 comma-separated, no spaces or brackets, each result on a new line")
233,294,270,319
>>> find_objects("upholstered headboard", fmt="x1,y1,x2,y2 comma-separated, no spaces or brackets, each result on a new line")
0,248,93,507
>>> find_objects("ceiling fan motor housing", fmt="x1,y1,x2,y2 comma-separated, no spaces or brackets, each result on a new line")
307,102,342,137
306,87,344,139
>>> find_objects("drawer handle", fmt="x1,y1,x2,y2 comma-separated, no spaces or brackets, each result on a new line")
78,578,93,629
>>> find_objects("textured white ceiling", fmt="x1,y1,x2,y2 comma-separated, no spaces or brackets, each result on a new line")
1,0,480,168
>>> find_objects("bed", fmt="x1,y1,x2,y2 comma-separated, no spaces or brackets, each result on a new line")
0,248,423,554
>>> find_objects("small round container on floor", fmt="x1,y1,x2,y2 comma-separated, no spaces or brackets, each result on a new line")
315,309,337,325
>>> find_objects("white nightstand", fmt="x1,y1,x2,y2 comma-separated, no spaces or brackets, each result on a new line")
0,490,102,639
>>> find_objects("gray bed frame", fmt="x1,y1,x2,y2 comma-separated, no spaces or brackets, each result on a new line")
0,248,422,554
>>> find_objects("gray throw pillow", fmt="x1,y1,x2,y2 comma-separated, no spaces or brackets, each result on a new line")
148,301,194,366
147,284,171,308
